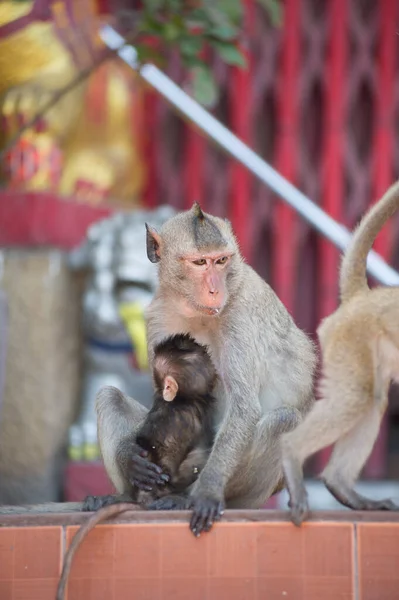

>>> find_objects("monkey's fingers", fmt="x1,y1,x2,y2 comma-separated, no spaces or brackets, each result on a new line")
131,454,163,474
131,471,168,490
132,480,156,492
130,455,169,487
204,501,224,532
131,471,169,489
189,498,224,537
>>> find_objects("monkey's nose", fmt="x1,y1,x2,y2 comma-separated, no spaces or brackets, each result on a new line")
209,289,218,295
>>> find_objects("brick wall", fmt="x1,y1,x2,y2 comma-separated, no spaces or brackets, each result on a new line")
0,510,398,599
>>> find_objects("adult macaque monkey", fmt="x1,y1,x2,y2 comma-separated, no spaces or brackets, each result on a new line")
0,203,316,534
95,203,317,536
281,180,399,527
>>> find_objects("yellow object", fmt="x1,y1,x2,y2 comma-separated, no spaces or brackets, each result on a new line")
0,1,146,208
0,2,75,94
119,302,149,371
68,446,83,462
83,443,100,462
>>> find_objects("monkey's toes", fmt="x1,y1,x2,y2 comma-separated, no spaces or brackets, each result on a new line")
373,498,399,511
82,495,115,512
288,495,309,527
148,495,189,511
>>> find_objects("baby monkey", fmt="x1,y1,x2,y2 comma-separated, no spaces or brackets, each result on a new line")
84,333,218,511
281,180,399,526
56,333,217,600
133,332,218,507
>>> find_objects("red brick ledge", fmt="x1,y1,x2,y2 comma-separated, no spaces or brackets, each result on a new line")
1,508,399,527
0,509,398,600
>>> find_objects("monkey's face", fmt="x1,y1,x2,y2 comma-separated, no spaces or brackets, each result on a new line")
145,204,242,318
177,252,233,317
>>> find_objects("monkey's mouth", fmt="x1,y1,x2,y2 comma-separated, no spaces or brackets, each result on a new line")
195,303,223,317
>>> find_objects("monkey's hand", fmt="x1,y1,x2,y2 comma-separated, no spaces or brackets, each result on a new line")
188,495,225,537
130,443,170,491
148,494,190,511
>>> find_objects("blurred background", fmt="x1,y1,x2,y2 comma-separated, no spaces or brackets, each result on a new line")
0,0,398,511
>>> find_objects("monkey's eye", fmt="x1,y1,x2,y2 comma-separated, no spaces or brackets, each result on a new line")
192,258,207,266
216,256,228,265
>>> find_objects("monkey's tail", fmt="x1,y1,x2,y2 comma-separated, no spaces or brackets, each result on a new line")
56,502,141,600
339,180,399,304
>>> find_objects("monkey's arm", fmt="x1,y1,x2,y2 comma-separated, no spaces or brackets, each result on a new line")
188,350,262,535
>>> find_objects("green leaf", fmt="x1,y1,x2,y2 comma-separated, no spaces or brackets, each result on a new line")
190,66,218,107
165,0,182,11
143,0,164,11
185,8,210,26
180,36,203,58
163,21,183,42
182,55,207,69
212,0,243,25
136,45,165,67
256,0,283,26
208,23,238,41
202,5,239,39
138,15,165,35
211,40,247,68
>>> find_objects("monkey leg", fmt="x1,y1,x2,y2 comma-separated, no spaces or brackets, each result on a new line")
96,386,148,495
224,406,304,510
321,406,398,512
280,396,367,526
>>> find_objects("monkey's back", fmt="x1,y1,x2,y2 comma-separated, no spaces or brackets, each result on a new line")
317,286,399,402
136,394,215,479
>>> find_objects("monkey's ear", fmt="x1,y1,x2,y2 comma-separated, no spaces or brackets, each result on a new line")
145,223,162,263
163,375,178,402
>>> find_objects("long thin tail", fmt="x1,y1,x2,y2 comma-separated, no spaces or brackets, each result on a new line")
56,502,140,600
340,180,399,303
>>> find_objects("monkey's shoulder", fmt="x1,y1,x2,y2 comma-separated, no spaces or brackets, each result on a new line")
227,265,301,329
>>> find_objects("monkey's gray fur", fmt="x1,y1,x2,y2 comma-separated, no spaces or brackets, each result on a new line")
0,204,316,528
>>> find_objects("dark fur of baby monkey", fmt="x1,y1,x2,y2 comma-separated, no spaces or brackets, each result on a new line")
84,333,218,512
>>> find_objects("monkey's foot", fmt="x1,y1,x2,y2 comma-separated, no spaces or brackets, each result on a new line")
369,499,399,511
288,490,309,527
348,497,399,512
323,479,399,512
82,494,119,512
189,496,225,537
148,494,189,511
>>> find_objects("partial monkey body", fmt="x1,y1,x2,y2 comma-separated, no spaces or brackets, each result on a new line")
281,180,399,526
84,333,217,512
